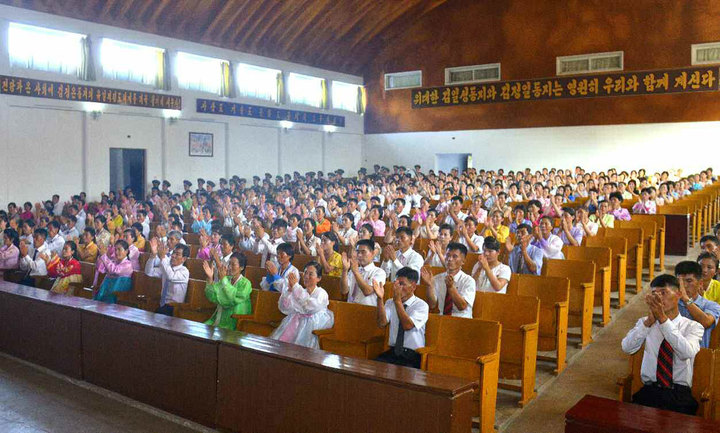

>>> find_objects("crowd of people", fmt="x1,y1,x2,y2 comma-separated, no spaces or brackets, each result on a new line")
0,164,718,410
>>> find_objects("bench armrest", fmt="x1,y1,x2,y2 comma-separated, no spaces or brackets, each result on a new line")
581,282,593,291
476,352,500,365
232,314,255,321
360,335,386,344
415,346,436,356
312,328,336,337
520,322,539,332
554,301,569,310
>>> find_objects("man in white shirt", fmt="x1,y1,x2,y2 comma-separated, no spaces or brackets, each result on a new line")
444,196,468,229
61,216,80,241
145,239,190,317
254,219,286,267
422,242,475,318
621,274,704,415
46,221,65,256
18,228,51,282
372,267,428,369
381,227,424,280
342,239,387,305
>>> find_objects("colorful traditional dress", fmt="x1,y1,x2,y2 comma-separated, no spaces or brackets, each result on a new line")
47,257,82,295
204,275,252,330
93,255,133,304
270,284,334,349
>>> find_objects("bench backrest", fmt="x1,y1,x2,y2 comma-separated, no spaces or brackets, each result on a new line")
472,292,540,330
330,302,385,342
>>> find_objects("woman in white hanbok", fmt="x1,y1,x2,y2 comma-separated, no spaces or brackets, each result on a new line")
270,261,334,349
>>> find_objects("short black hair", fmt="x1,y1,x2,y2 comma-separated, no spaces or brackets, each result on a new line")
700,235,720,246
277,242,295,260
305,260,323,278
609,192,624,202
483,236,501,251
34,228,48,240
175,244,191,258
446,242,468,256
674,261,703,280
230,252,247,270
396,226,413,238
697,252,719,269
356,239,375,251
517,223,532,233
396,266,419,284
650,274,679,291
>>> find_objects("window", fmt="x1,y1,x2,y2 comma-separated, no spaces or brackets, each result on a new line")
692,42,720,65
176,51,227,95
556,51,623,75
101,38,165,87
288,72,324,107
8,22,85,76
236,63,280,102
384,70,422,90
445,63,501,85
332,81,361,112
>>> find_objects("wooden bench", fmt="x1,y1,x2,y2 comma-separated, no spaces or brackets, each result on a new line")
562,245,612,326
417,315,501,433
472,292,540,406
313,301,385,360
616,220,657,281
184,258,207,280
617,346,715,418
630,214,666,272
542,259,595,348
116,271,163,312
598,227,643,291
584,236,627,308
233,290,284,337
244,265,266,289
170,278,218,323
507,274,570,374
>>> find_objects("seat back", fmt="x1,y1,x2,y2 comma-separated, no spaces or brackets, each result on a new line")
184,258,206,280
472,292,539,331
463,253,479,274
322,276,344,301
542,259,595,321
507,274,570,346
331,302,384,342
185,278,216,310
254,290,285,324
434,315,501,361
293,254,315,271
585,235,628,258
693,348,715,418
562,246,611,270
414,238,430,256
598,227,643,269
185,232,201,245
138,252,150,271
244,252,263,268
244,266,266,289
79,261,96,287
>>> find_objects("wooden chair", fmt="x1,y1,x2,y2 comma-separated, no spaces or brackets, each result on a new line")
233,290,284,337
185,232,201,245
116,271,163,312
184,258,207,280
244,265,266,289
616,220,657,281
542,259,595,348
562,245,613,326
189,244,200,259
414,237,430,256
170,278,217,323
585,235,627,308
598,227,644,292
382,281,433,308
617,346,715,419
293,254,316,271
138,252,150,271
313,301,385,360
417,315,501,433
463,252,480,274
507,274,570,374
630,214,666,273
244,252,263,268
322,276,346,301
472,292,540,406
712,349,720,421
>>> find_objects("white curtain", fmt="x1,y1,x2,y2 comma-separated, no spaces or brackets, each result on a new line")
176,51,225,95
332,81,360,112
288,72,323,107
236,63,279,102
9,22,84,76
101,38,164,87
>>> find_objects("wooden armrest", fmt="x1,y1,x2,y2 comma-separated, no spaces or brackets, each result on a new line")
581,283,593,291
360,335,385,344
312,329,335,337
520,322,539,332
476,352,500,365
554,301,569,310
231,314,255,321
600,266,610,273
616,253,626,260
415,346,436,356
616,374,632,387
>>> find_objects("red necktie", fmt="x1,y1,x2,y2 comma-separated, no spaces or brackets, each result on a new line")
443,282,454,316
656,339,673,387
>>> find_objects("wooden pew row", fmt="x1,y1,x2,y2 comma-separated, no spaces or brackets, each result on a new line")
562,245,613,326
542,259,595,348
0,281,476,433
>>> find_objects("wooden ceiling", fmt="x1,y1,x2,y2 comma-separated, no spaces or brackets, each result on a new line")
2,0,449,75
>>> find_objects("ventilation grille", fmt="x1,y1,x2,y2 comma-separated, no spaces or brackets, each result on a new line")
445,63,501,85
384,71,422,90
693,42,720,65
557,51,623,75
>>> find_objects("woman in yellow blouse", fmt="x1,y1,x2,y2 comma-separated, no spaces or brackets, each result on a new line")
482,210,510,243
317,231,343,277
699,252,720,303
78,227,98,263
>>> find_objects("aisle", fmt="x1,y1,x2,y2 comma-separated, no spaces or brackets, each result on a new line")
502,250,697,433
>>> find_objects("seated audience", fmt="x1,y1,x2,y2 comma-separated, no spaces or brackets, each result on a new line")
18,228,51,283
457,216,483,253
260,242,300,292
46,241,82,295
507,224,544,275
621,274,703,415
372,267,428,369
421,242,475,318
698,252,720,303
78,227,98,263
632,188,658,214
46,220,65,256
317,231,343,277
532,216,565,259
270,261,334,348
146,238,190,316
472,237,511,293
424,224,453,267
341,239,387,305
335,213,358,246
203,252,252,329
556,207,583,246
94,239,134,304
674,261,720,348
381,226,424,280
0,228,20,273
609,192,631,221
482,210,510,243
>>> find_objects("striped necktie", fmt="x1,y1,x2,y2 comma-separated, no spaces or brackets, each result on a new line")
656,339,673,387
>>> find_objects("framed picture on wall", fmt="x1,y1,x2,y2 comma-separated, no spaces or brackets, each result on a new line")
189,132,213,157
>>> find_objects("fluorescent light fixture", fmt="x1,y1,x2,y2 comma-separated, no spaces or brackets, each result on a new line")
83,102,105,112
323,125,337,133
162,109,181,118
279,120,293,129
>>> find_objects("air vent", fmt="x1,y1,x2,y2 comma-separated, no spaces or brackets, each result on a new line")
692,42,720,65
445,63,501,85
557,51,623,75
384,71,422,90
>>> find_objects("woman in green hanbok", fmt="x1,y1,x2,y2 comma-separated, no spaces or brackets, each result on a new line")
203,252,252,330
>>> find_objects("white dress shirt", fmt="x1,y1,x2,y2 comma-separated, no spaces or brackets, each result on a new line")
260,264,299,292
432,271,476,318
155,256,190,305
532,234,565,259
621,314,704,387
46,234,65,256
347,263,387,306
459,234,484,252
444,211,468,228
382,248,424,281
255,235,284,267
19,243,50,276
62,227,80,241
472,262,511,294
383,295,429,350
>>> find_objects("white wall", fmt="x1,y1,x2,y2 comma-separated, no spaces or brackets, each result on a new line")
363,122,720,174
0,5,364,207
